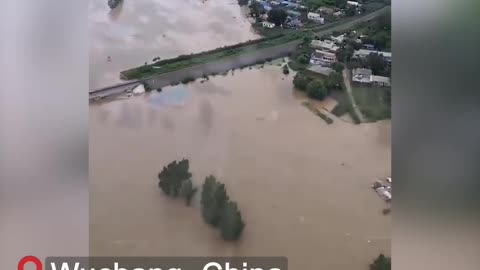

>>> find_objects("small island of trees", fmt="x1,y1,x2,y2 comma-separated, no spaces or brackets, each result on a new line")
158,159,245,241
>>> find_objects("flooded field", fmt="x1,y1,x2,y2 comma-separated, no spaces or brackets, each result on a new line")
89,1,391,269
89,0,259,88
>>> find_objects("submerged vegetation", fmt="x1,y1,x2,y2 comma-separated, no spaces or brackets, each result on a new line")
158,160,245,241
158,159,197,205
201,175,245,241
369,254,391,270
108,0,122,9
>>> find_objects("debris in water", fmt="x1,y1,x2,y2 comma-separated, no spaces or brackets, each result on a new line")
132,84,146,95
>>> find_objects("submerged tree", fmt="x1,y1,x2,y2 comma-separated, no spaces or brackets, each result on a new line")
201,175,229,226
369,254,391,270
179,180,198,206
220,201,245,241
268,8,288,26
306,80,327,100
293,72,311,91
158,159,192,197
201,175,245,241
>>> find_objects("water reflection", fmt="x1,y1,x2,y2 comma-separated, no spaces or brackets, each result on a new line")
148,86,191,107
89,0,260,88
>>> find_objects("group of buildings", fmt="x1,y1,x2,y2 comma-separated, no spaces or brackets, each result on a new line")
308,32,392,87
352,68,390,87
255,0,362,29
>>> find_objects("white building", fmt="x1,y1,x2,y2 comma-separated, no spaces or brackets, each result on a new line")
310,39,339,52
307,12,325,24
353,49,392,64
310,50,337,66
333,10,344,17
331,34,346,44
261,21,275,28
352,68,372,84
347,1,360,6
352,68,391,87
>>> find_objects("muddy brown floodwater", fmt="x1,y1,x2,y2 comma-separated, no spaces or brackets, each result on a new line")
89,1,391,269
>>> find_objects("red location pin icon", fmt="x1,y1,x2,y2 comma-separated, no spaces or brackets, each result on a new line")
18,256,43,270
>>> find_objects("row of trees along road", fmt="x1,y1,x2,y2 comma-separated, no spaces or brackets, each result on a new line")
158,159,245,241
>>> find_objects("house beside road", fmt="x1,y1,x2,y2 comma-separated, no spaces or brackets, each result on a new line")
307,12,325,24
354,49,392,65
311,39,339,52
310,50,337,66
352,68,391,87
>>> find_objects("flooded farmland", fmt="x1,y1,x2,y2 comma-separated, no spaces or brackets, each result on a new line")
89,1,391,269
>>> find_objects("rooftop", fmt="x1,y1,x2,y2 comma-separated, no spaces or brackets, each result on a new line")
354,49,392,58
311,40,339,52
308,66,334,76
371,75,390,84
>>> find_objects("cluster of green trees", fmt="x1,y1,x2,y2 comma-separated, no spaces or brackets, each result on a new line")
268,8,288,26
293,71,343,100
249,1,265,18
158,160,245,241
158,159,198,205
369,254,391,270
201,176,245,241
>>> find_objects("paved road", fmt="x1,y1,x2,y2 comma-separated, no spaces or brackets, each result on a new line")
343,69,365,123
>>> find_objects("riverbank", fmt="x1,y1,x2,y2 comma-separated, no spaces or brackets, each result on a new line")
119,6,389,82
121,34,304,80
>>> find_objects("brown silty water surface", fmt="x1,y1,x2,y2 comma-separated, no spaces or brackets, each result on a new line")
89,1,391,269
89,0,259,88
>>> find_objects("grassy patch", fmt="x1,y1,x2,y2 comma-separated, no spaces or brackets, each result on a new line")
303,101,334,124
288,60,309,71
352,86,391,122
121,34,303,80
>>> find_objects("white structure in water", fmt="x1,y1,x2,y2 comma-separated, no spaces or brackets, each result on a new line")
132,84,146,95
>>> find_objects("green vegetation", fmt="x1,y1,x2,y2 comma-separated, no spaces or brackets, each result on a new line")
108,0,122,9
331,91,361,124
158,161,245,240
201,175,245,241
369,254,391,270
121,34,302,80
306,80,327,100
143,83,153,92
249,0,265,18
158,159,197,205
303,101,334,124
288,60,308,71
332,62,345,72
268,8,288,26
352,86,391,122
293,70,343,101
181,77,195,84
293,72,311,90
305,0,336,9
237,0,249,6
288,42,313,71
358,9,391,50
